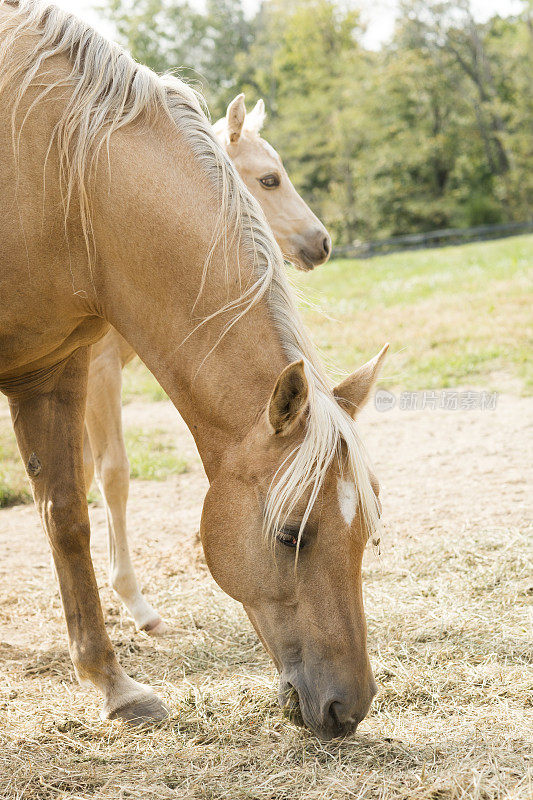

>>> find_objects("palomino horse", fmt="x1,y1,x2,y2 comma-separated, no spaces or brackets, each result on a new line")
84,93,332,637
0,0,386,739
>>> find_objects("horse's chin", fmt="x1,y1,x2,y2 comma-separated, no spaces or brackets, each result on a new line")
279,682,306,727
284,253,315,271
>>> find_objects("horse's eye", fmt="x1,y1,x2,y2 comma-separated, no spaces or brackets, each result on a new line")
259,174,280,188
276,525,304,548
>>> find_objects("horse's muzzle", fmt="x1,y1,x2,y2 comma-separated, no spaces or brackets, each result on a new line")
289,229,332,270
278,672,375,740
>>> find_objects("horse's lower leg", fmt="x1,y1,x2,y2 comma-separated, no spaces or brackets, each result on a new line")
85,347,167,634
98,442,166,634
9,347,167,723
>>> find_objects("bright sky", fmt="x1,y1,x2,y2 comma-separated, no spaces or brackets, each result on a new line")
55,0,527,50
358,0,525,47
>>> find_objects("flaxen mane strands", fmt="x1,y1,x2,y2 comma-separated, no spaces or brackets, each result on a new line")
0,0,381,545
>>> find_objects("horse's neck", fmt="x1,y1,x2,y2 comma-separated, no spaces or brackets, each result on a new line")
93,121,288,476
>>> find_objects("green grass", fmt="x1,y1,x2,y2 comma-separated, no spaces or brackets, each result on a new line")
122,359,168,404
124,427,188,481
0,425,31,508
292,233,533,393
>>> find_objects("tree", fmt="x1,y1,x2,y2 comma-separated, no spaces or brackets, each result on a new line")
103,0,206,77
236,0,369,241
102,0,532,241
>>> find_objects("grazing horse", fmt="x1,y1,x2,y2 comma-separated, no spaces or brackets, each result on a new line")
83,93,331,637
0,0,386,739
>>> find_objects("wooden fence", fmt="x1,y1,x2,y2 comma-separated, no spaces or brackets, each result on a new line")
331,220,533,259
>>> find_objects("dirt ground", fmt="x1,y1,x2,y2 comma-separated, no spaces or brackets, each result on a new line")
0,392,531,799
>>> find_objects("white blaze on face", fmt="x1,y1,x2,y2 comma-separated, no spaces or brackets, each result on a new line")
337,477,357,526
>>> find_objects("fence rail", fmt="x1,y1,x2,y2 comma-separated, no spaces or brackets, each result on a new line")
332,220,533,259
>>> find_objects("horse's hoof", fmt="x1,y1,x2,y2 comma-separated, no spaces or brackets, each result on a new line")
141,618,169,637
107,694,168,726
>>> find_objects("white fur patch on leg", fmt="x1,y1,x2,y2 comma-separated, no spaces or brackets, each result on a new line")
337,478,357,526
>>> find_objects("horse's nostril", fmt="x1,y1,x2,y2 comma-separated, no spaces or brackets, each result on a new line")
325,699,351,733
322,236,331,256
327,700,341,726
324,698,360,736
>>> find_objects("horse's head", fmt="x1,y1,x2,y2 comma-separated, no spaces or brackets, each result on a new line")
200,346,387,739
214,94,331,270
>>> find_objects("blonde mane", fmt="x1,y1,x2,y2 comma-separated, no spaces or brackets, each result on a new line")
0,0,381,544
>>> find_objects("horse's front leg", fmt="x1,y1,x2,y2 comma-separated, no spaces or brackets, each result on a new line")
9,347,168,724
85,345,168,635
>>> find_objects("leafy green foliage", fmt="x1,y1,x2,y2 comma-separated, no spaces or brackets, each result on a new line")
102,0,532,244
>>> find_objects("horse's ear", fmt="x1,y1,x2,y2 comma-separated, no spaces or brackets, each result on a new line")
334,344,389,418
226,93,246,143
268,360,309,435
246,98,266,133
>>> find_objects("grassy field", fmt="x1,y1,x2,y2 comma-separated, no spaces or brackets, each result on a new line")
0,420,188,509
295,234,532,392
1,234,531,508
0,422,31,507
121,234,533,402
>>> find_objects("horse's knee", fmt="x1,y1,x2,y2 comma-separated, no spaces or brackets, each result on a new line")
98,454,130,499
41,497,91,556
110,566,137,600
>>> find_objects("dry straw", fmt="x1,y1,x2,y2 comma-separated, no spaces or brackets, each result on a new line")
1,513,530,799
